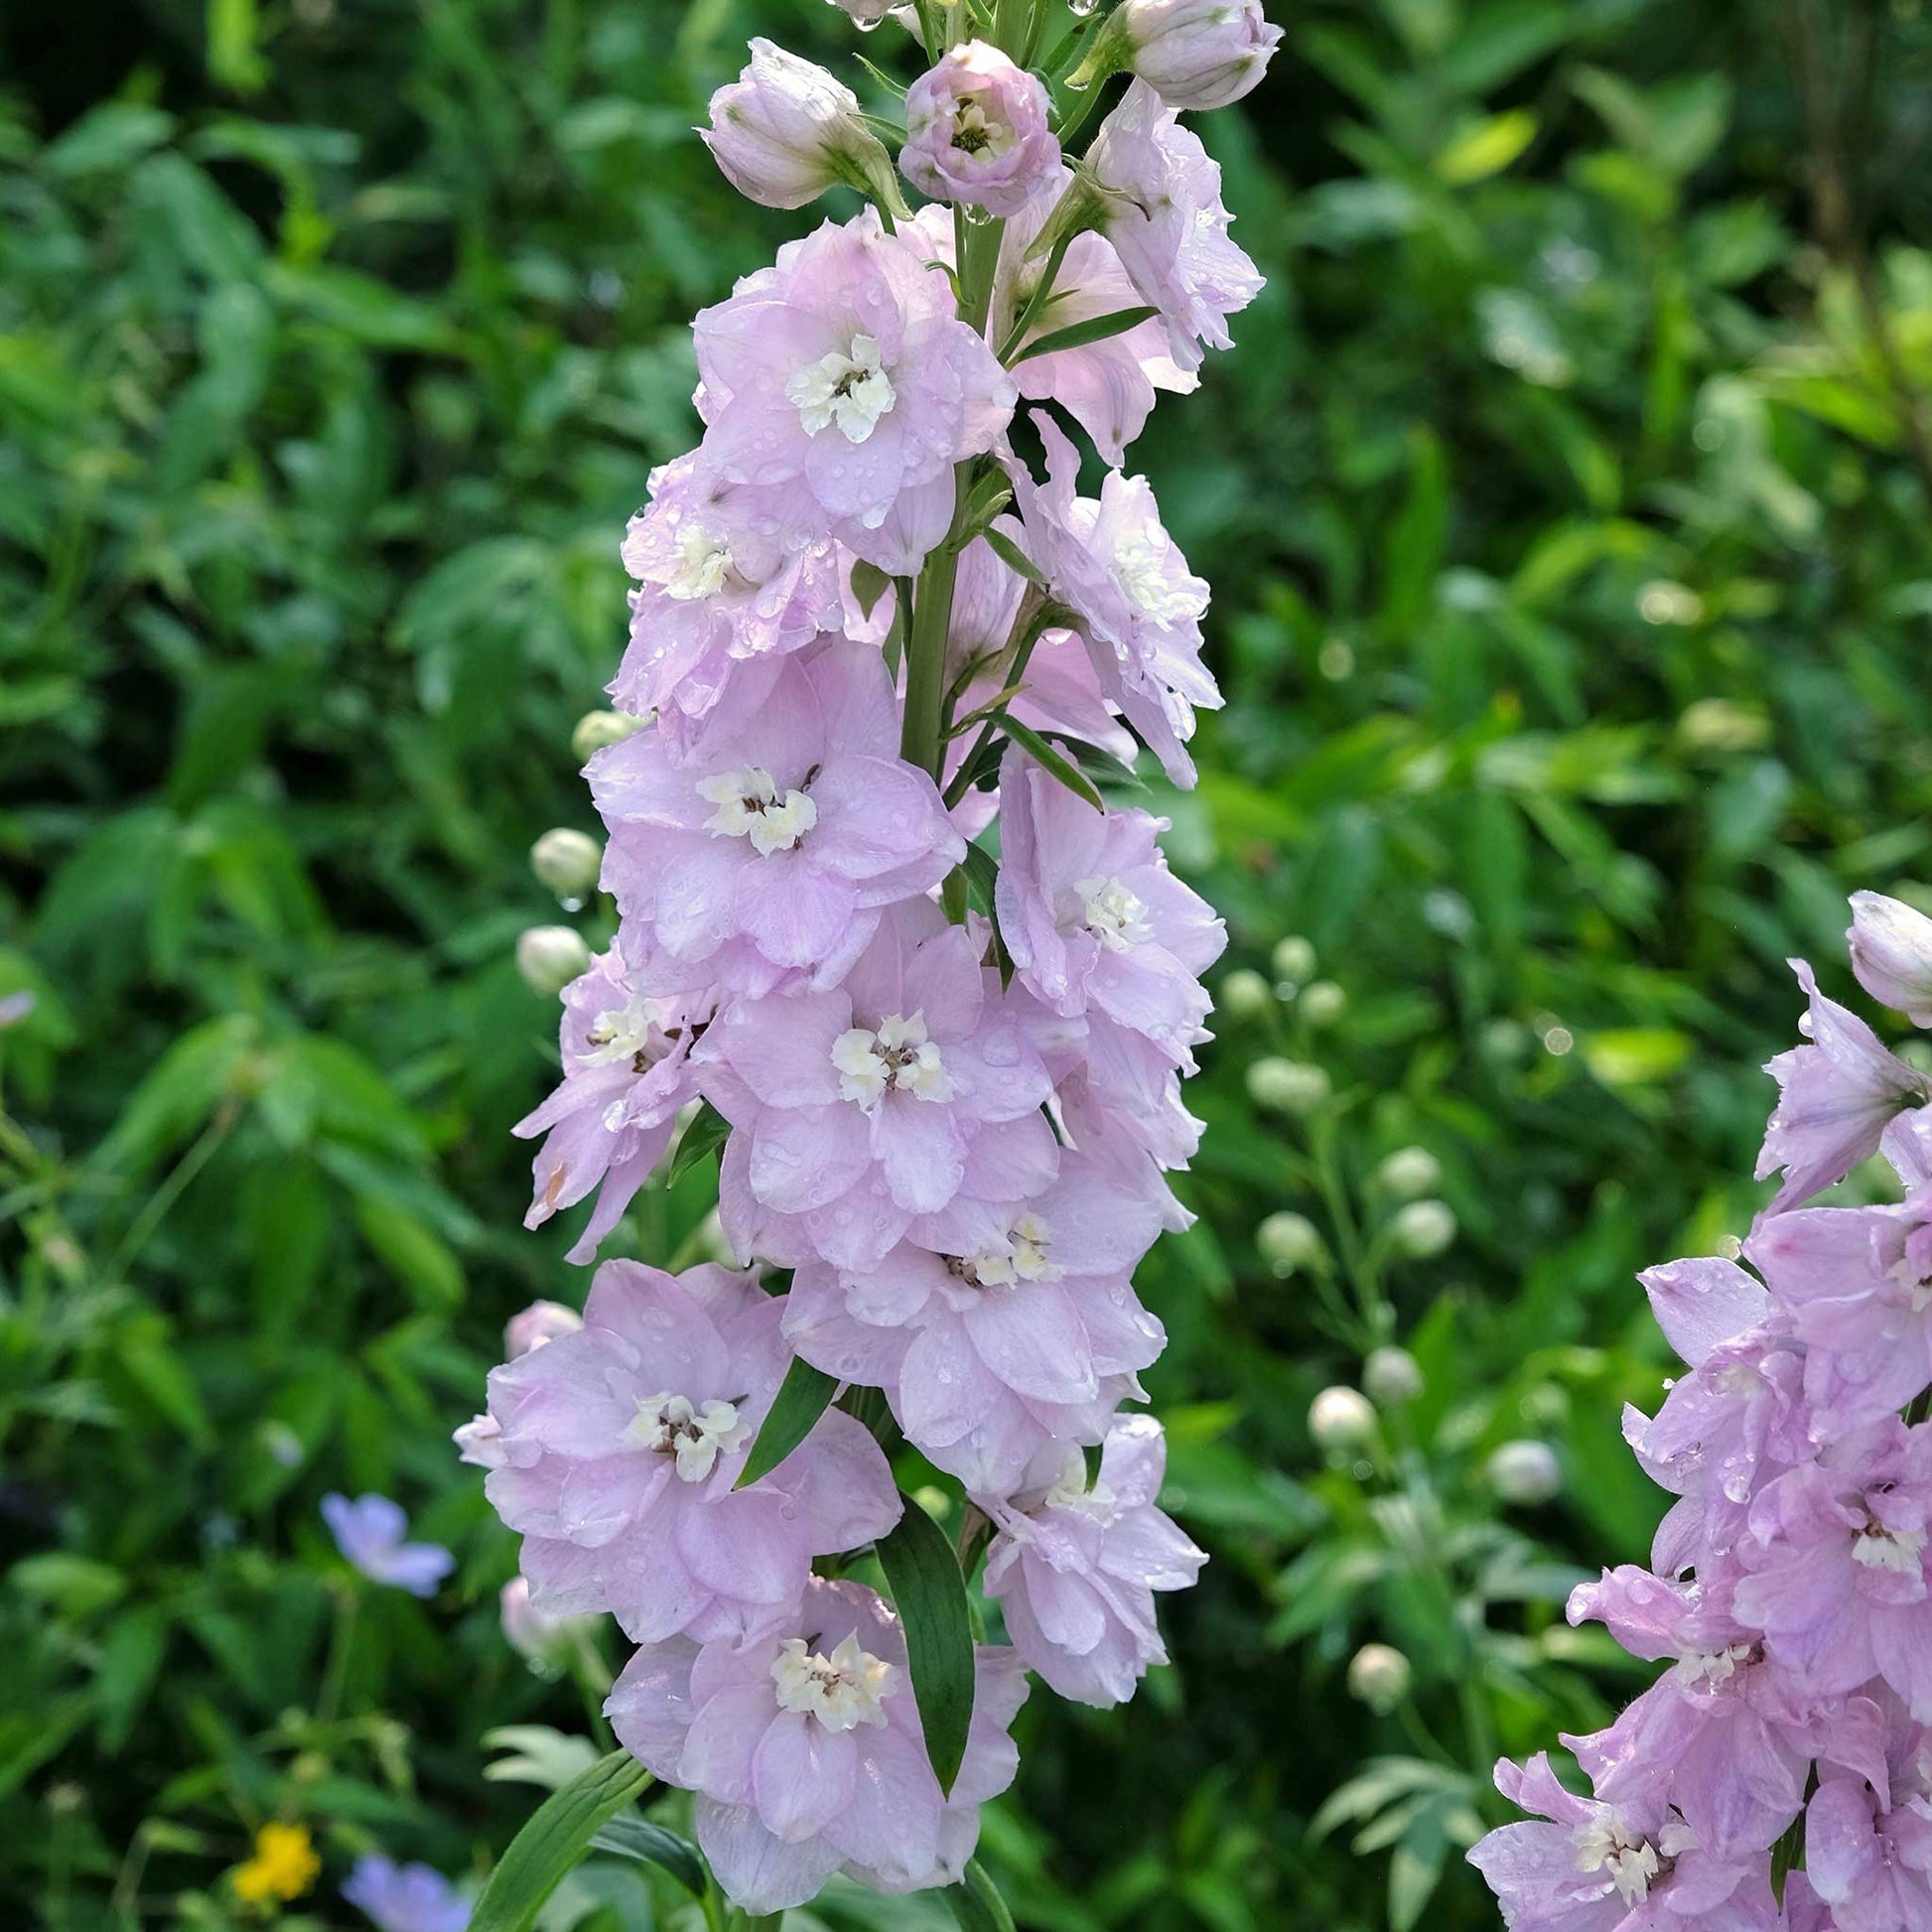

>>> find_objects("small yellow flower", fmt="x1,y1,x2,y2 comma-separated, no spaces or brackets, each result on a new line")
233,1822,320,1904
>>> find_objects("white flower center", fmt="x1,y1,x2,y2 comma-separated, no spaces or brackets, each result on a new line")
626,1393,750,1482
1111,526,1204,624
583,996,662,1071
950,99,1015,160
954,1211,1060,1289
833,1013,950,1106
1575,1819,1660,1906
697,766,818,856
664,521,734,602
1674,1642,1755,1688
1043,1445,1117,1518
770,1631,898,1731
1074,875,1152,952
1854,1514,1927,1574
787,334,897,443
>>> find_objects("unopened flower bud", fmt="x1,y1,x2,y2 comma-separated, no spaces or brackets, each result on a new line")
515,925,590,996
1117,0,1283,108
530,828,603,898
505,1300,583,1357
1487,1439,1562,1505
572,709,643,762
1849,891,1932,1027
1346,1642,1412,1714
1363,1345,1424,1406
703,39,902,214
1257,1210,1324,1275
500,1576,594,1670
1309,1385,1377,1453
1247,1057,1329,1116
1218,966,1274,1020
1271,935,1316,986
1299,980,1346,1029
1391,1198,1455,1259
902,42,1059,219
1373,1146,1442,1200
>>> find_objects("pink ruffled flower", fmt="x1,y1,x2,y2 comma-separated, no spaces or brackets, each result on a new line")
1010,413,1220,785
1467,1752,1771,1930
512,946,713,1265
981,1415,1204,1707
996,744,1223,1061
1085,80,1264,373
609,454,844,751
1620,1259,1809,1573
901,43,1058,218
1566,1566,1868,1857
691,210,1016,574
781,1151,1168,1490
1806,1764,1932,1930
1730,1423,1932,1719
605,1577,1028,1914
483,1261,899,1643
593,641,964,994
1849,891,1932,1029
1756,960,1930,1216
1748,1183,1932,1435
700,897,1056,1272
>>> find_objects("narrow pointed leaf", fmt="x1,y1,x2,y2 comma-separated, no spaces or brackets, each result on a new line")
981,525,1046,586
666,1101,730,1187
1013,305,1159,363
469,1749,653,1932
588,1814,707,1898
876,1494,975,1794
735,1354,838,1488
1000,715,1104,811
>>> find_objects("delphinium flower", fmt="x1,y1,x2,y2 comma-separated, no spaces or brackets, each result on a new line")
470,5,1273,1914
607,1577,1027,1912
322,1494,454,1599
1473,894,1932,1926
342,1855,471,1932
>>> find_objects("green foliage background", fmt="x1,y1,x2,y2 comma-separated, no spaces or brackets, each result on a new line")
4,0,1931,1925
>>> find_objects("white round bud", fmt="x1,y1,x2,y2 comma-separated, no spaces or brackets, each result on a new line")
1247,1057,1330,1116
1218,967,1274,1021
505,1300,583,1358
571,710,643,761
1346,1642,1412,1714
1119,0,1283,109
1487,1439,1562,1505
1373,1146,1442,1200
530,828,603,898
1256,1210,1324,1276
1391,1198,1456,1260
1298,979,1346,1028
1363,1345,1424,1407
703,39,899,212
1271,935,1316,986
500,1576,593,1671
1308,1385,1377,1453
515,925,591,996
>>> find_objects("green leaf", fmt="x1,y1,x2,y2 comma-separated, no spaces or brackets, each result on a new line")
736,1355,838,1489
999,716,1103,812
875,1494,975,1795
959,843,1000,916
1013,305,1158,363
980,525,1046,586
587,1815,707,1898
469,1749,654,1932
849,558,894,621
667,1101,731,1186
945,1859,1017,1932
